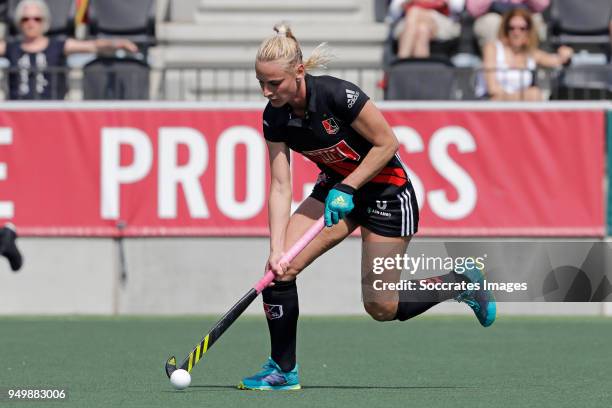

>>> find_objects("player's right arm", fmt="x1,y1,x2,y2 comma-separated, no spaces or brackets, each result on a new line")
266,140,292,277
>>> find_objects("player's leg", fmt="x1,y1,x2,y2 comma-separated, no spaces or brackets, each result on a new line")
360,229,408,320
240,197,358,390
263,197,357,369
361,227,496,325
354,181,495,325
360,227,472,321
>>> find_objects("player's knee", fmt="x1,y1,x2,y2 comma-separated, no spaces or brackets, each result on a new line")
280,260,306,279
364,302,397,322
278,257,308,280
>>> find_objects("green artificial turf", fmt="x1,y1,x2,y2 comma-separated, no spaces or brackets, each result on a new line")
0,315,610,408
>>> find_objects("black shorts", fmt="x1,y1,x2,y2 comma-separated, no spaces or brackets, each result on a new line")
309,172,419,237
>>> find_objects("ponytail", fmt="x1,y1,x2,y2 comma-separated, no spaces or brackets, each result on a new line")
256,23,334,72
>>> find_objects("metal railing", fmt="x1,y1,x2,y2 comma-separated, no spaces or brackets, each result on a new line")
0,65,609,101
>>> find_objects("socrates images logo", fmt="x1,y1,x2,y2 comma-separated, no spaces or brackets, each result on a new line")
346,89,359,108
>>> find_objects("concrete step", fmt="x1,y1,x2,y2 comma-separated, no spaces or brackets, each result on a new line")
198,0,360,12
157,44,384,68
157,68,384,101
156,0,386,94
157,22,387,45
195,0,374,23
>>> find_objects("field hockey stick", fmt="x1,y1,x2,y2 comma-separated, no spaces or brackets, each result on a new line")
165,216,325,378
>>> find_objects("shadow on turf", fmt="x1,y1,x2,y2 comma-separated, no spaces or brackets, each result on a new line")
186,385,474,391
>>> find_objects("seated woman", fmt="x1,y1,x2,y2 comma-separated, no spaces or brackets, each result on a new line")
390,0,462,58
0,0,137,100
481,7,573,100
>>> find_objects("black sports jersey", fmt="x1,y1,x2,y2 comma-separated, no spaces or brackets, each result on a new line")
262,74,409,195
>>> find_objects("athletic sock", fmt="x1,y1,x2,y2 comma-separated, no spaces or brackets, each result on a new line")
395,271,469,321
0,224,22,272
262,279,299,372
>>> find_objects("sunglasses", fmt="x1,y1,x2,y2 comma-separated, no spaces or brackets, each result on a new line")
508,25,528,32
20,16,43,23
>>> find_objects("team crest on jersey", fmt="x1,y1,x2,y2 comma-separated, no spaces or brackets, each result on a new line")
321,118,340,135
346,89,359,108
263,303,283,320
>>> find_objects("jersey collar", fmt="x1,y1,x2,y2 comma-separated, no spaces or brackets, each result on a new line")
305,73,317,115
287,74,316,122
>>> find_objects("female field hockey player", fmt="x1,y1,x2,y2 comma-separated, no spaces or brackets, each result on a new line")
239,24,496,391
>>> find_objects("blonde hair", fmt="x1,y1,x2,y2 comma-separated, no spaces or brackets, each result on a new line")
15,0,51,33
256,23,334,72
498,8,539,52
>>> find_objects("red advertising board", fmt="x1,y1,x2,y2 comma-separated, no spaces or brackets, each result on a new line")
0,105,605,236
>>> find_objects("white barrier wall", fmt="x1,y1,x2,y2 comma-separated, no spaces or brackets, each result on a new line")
0,238,116,314
0,237,607,316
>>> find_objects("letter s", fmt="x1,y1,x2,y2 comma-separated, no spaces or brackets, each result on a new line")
428,126,477,220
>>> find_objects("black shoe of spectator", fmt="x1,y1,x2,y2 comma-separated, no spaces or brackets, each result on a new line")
0,223,23,272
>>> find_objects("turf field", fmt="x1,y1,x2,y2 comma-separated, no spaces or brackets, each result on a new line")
0,315,610,408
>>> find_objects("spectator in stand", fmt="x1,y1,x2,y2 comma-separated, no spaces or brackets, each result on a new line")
0,223,22,272
0,0,137,100
389,0,464,58
466,0,549,47
481,8,573,100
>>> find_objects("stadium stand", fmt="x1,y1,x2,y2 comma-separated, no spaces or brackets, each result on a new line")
548,0,611,56
385,57,456,99
384,56,478,100
0,0,608,101
156,0,386,99
550,64,612,100
547,0,611,100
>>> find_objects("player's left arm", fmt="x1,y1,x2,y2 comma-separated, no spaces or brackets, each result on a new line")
64,38,138,55
342,101,399,189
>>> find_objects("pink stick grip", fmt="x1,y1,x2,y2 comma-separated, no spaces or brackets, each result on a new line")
254,217,325,293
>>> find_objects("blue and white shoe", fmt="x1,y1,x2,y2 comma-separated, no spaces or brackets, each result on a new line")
238,357,301,390
455,267,496,327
